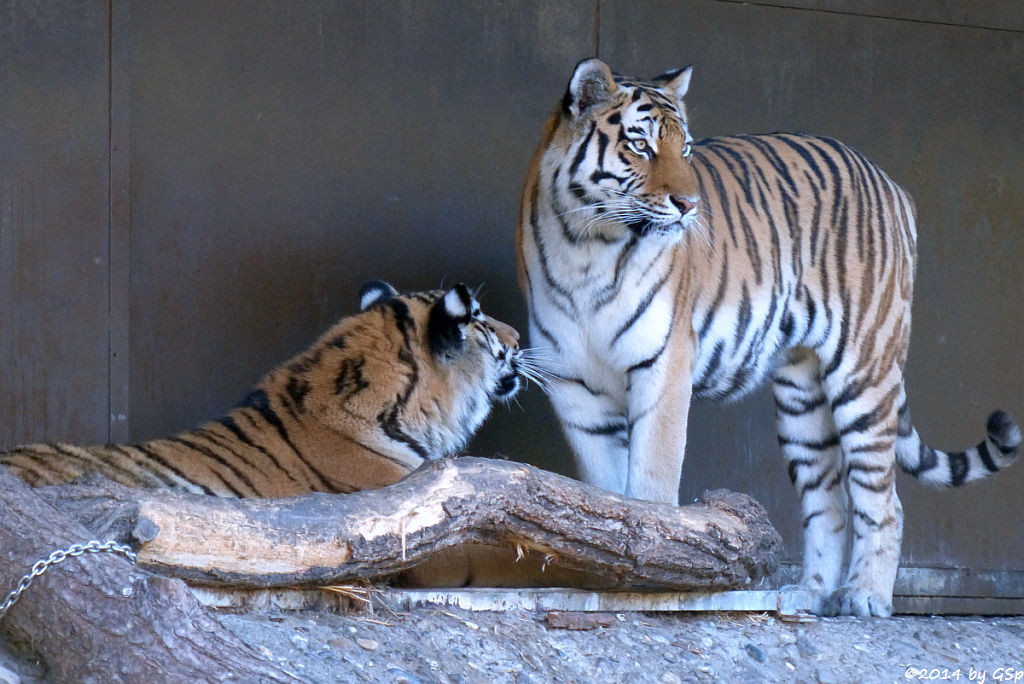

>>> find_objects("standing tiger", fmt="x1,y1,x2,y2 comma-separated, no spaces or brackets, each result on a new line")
516,58,1020,617
2,281,525,497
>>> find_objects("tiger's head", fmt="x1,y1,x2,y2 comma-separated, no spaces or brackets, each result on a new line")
544,57,702,242
290,281,525,469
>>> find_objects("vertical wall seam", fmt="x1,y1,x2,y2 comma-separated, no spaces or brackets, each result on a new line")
106,0,113,443
108,0,131,443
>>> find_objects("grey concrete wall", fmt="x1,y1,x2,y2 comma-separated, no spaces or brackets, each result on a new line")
2,0,1022,577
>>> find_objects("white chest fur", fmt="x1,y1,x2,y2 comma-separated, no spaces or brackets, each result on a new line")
528,235,677,393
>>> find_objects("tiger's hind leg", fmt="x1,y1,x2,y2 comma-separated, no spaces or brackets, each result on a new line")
819,366,905,617
773,348,847,615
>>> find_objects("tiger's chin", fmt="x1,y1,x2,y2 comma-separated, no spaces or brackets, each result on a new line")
493,373,523,400
626,218,688,243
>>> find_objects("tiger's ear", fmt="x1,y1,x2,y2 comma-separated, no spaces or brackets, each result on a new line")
653,66,694,142
359,280,399,311
653,65,693,102
428,284,474,356
564,58,618,118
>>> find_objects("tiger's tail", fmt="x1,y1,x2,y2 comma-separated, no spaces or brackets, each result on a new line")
895,391,1020,487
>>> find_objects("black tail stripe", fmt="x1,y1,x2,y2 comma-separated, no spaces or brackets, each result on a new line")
996,441,1018,456
896,402,913,437
949,451,969,486
976,441,999,473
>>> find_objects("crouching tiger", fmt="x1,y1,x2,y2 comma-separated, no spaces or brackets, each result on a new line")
516,58,1020,616
2,281,526,497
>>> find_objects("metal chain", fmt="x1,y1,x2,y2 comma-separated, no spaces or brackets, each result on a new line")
0,540,137,620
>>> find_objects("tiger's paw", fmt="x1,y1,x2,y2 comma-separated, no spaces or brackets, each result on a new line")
820,586,893,617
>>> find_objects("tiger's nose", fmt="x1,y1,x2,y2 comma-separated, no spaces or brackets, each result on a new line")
669,195,698,216
486,316,520,344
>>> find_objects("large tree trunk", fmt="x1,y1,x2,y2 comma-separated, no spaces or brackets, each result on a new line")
37,456,782,591
0,467,294,682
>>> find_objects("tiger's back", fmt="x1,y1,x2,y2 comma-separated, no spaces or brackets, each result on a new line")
684,133,917,402
3,282,525,498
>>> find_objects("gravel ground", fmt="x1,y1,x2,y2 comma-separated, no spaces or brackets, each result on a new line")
3,597,1023,683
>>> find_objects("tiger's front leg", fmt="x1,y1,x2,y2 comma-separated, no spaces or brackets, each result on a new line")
623,332,696,505
548,377,630,495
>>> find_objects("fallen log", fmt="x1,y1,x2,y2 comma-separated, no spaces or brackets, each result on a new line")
0,467,294,681
37,456,782,591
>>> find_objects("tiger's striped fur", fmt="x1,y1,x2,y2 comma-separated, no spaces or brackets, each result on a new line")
516,58,1019,617
2,282,524,498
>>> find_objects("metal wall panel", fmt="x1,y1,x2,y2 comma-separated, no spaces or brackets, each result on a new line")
0,1,111,446
599,0,1024,570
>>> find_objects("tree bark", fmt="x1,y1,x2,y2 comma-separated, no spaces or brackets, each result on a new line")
37,456,782,591
0,467,294,682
